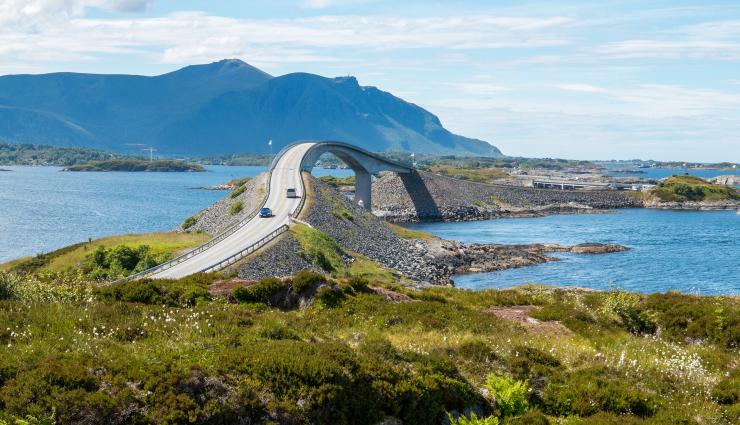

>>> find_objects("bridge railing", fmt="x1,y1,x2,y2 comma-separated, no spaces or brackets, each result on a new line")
119,168,275,282
199,224,289,273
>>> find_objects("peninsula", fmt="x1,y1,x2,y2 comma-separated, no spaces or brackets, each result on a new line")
63,159,205,172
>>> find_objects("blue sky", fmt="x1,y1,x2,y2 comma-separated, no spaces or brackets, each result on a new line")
2,0,740,161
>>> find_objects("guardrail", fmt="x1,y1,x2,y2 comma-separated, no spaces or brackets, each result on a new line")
199,224,289,273
120,168,275,282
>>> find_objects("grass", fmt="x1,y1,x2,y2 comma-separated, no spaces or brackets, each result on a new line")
649,174,740,202
229,200,244,215
319,175,356,188
426,164,511,183
291,224,346,272
0,232,209,274
387,223,437,240
0,274,736,424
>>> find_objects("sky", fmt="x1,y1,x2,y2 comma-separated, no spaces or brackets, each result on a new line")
2,0,740,161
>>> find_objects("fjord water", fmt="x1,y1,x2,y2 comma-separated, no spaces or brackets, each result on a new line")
408,209,740,295
0,166,352,263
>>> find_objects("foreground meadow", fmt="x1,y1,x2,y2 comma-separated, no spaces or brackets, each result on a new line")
0,270,738,424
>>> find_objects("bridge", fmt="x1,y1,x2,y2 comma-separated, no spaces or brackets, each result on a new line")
129,141,413,280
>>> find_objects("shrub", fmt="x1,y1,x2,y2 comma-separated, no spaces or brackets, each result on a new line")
291,270,326,293
233,278,287,304
230,185,246,198
316,285,346,308
504,411,549,425
485,375,529,417
181,215,197,229
95,274,213,306
229,201,244,215
84,244,171,279
448,412,499,425
712,370,739,404
344,276,370,293
542,366,658,417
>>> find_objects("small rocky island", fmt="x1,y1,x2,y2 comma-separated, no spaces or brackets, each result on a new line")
63,159,205,172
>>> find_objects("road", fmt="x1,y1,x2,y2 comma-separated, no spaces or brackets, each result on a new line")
149,142,315,279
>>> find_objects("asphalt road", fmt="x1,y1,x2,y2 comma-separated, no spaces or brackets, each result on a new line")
149,142,315,279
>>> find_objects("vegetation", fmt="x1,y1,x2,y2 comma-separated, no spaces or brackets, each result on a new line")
318,175,356,188
196,153,273,166
649,174,740,202
0,270,737,424
292,224,345,272
387,223,437,240
0,232,208,277
64,159,205,172
0,143,122,166
424,164,512,183
229,201,244,215
181,215,197,230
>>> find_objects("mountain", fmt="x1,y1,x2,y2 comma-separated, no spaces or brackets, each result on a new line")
0,59,502,157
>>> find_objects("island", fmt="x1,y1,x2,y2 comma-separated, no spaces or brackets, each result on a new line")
63,159,206,172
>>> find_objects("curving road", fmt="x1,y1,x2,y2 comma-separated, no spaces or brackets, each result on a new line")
149,142,315,279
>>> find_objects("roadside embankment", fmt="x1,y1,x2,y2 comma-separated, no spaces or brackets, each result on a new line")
179,172,268,234
372,170,642,222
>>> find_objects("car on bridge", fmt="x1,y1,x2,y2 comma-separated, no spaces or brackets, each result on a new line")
286,188,298,198
259,207,273,218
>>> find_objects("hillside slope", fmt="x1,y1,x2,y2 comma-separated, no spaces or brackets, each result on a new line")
0,59,501,157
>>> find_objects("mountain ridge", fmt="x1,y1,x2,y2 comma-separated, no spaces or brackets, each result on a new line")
0,59,502,157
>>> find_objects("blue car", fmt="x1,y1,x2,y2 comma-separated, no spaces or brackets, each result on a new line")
259,207,273,218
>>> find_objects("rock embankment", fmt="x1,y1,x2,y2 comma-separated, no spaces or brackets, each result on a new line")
419,239,629,280
643,199,740,210
372,170,642,222
180,172,268,234
709,175,739,186
233,173,630,285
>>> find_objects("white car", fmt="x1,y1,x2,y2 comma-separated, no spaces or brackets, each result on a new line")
286,188,298,198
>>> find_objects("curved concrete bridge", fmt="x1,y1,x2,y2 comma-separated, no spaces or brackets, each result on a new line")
135,141,413,280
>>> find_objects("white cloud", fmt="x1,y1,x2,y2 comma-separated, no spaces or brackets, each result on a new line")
302,0,334,9
0,11,574,71
558,83,607,93
0,0,150,25
599,39,740,60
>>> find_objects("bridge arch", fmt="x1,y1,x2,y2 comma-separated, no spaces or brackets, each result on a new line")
270,141,413,210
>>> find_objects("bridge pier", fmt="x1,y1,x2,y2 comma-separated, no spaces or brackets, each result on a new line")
355,170,372,210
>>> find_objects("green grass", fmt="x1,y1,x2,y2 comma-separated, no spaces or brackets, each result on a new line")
229,201,244,215
291,224,345,272
649,174,740,202
0,232,209,274
319,175,356,188
387,223,437,240
426,164,511,183
0,275,736,424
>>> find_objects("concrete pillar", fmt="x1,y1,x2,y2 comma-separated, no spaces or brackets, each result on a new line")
355,170,372,210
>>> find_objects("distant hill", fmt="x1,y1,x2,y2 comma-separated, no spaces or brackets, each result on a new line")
0,59,501,157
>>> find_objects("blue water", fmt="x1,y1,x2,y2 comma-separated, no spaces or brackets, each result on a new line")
604,166,740,180
0,166,353,263
408,210,740,295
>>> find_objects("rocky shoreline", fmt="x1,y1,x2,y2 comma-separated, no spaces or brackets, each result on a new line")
644,198,740,210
